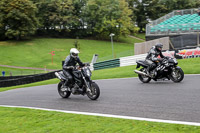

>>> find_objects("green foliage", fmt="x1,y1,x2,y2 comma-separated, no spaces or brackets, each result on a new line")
0,0,39,40
83,0,134,39
36,0,74,32
160,0,198,12
1,0,200,39
127,0,166,33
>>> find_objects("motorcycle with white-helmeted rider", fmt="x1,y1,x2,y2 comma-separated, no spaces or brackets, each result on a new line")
134,43,184,83
55,48,100,100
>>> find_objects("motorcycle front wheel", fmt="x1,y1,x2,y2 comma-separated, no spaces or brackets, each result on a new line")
86,82,100,100
58,82,71,98
169,67,184,83
138,68,151,83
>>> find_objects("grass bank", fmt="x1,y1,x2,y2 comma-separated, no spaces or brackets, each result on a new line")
0,66,45,76
0,107,200,133
0,37,143,70
133,33,146,40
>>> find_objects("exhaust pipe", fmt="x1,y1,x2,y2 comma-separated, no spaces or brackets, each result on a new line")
55,72,62,80
134,70,149,77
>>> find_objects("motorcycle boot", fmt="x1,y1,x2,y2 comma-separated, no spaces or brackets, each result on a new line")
150,69,157,78
63,79,69,88
146,66,151,77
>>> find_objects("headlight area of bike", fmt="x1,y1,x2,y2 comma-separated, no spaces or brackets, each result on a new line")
173,58,178,65
82,67,91,77
168,58,178,65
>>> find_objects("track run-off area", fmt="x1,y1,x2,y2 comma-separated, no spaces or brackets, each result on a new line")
1,75,200,126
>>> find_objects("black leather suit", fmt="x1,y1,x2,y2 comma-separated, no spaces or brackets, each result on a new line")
63,55,84,84
145,46,165,72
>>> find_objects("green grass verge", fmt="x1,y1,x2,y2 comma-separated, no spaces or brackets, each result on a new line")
0,66,46,76
178,58,200,74
0,107,200,133
133,33,146,40
92,65,137,80
0,37,142,70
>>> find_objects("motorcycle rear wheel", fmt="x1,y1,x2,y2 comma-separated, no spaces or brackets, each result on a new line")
58,82,71,98
169,67,184,83
138,68,151,83
86,82,100,100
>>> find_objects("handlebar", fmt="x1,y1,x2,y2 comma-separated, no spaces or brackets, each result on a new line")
75,64,90,70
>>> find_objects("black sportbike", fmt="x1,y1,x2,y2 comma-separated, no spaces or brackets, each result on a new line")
55,65,100,100
134,57,184,83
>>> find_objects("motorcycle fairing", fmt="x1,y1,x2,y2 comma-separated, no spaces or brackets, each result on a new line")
136,60,149,68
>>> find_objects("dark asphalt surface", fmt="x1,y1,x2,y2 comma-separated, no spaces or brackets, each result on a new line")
0,75,200,123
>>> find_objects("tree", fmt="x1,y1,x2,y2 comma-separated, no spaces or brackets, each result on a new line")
72,0,88,29
83,0,133,39
159,0,199,13
0,0,39,40
195,0,200,7
36,0,75,34
127,0,166,33
145,0,167,20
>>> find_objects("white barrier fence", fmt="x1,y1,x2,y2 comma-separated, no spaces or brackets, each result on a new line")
119,54,147,67
90,54,147,71
90,51,177,71
89,63,94,71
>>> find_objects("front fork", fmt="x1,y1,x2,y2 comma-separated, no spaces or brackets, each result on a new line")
170,66,180,79
81,73,91,93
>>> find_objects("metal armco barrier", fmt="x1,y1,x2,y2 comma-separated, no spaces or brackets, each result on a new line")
0,70,61,88
0,75,26,80
93,59,120,70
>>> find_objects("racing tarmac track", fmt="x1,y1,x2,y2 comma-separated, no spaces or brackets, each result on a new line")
0,75,200,123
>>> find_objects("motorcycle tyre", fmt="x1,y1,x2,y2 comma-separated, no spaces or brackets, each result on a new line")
169,67,184,83
87,82,100,100
58,81,71,98
138,68,152,83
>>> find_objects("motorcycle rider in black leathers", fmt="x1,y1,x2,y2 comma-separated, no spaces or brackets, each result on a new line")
145,43,165,77
63,48,85,88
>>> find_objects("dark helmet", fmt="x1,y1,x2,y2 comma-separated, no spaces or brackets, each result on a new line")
155,43,163,51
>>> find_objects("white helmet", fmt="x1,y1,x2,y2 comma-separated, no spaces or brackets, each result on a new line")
70,48,80,58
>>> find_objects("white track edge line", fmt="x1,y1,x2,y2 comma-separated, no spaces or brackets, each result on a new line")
1,105,200,126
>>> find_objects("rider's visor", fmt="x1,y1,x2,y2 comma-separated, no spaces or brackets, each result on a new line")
72,53,78,56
